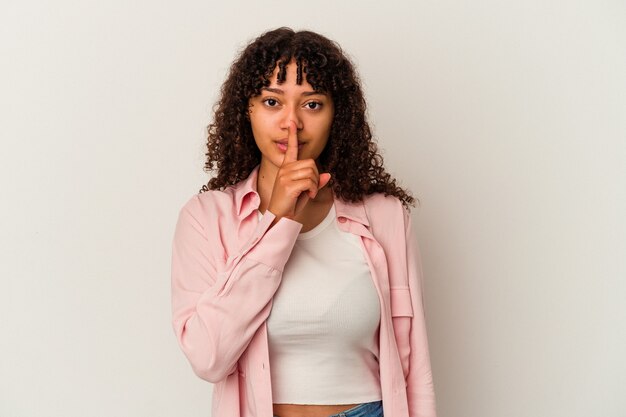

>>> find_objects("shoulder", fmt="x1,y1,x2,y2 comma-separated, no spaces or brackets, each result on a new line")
177,186,240,225
360,193,412,245
180,187,235,211
362,193,408,223
181,168,259,216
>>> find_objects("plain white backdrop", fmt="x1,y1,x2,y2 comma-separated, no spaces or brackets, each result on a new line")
1,1,625,416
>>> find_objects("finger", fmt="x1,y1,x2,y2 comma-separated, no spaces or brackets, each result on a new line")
286,177,319,198
287,166,319,185
284,120,299,163
318,173,331,190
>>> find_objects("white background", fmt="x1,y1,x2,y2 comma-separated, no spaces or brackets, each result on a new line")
1,1,625,416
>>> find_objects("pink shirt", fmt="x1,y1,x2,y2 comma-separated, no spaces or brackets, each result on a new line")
171,165,437,417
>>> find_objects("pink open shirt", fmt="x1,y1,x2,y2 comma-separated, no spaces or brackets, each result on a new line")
171,165,437,417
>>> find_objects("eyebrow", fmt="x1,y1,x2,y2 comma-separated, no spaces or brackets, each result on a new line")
261,87,325,97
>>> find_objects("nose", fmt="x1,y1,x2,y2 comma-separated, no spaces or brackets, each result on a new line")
279,106,304,132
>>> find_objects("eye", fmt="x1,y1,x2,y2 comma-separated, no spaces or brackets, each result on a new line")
262,98,279,107
305,101,323,110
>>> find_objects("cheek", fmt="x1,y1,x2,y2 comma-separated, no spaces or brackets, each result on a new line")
323,108,334,131
321,115,334,141
310,110,333,132
249,113,271,139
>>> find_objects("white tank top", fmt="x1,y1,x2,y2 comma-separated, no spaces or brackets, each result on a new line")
261,204,382,404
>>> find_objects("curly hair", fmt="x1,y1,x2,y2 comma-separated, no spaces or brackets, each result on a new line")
200,27,416,209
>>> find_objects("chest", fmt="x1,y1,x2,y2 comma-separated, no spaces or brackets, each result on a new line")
266,226,381,341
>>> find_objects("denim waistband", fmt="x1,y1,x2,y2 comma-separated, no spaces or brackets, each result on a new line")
331,400,383,417
274,400,383,417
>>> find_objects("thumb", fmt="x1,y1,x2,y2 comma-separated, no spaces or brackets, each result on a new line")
318,173,331,190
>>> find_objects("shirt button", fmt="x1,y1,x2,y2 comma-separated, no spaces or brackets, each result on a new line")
338,217,347,223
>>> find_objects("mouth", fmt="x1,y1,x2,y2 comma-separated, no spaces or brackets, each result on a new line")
275,140,304,152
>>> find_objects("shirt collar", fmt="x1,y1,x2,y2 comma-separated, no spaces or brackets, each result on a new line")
333,196,369,227
233,165,261,218
232,164,369,227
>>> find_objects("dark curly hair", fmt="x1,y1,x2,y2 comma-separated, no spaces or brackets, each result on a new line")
200,27,416,209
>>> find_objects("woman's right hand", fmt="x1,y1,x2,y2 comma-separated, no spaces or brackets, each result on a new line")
267,121,331,225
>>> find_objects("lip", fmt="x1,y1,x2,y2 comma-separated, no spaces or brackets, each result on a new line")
275,141,304,152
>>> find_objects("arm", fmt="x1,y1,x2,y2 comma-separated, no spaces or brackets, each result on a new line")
403,208,438,417
171,195,302,383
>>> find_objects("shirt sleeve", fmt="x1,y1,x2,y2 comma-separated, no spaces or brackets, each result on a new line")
403,207,438,417
171,195,302,383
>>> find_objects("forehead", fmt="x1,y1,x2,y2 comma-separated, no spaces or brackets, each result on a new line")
267,60,312,88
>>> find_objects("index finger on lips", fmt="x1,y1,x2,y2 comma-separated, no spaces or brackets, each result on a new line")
285,120,299,163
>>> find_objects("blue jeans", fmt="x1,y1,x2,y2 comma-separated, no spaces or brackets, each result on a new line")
273,400,383,417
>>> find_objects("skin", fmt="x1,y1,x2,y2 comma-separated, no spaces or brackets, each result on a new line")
248,61,361,416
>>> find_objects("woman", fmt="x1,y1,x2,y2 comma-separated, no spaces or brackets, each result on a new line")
171,27,437,417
